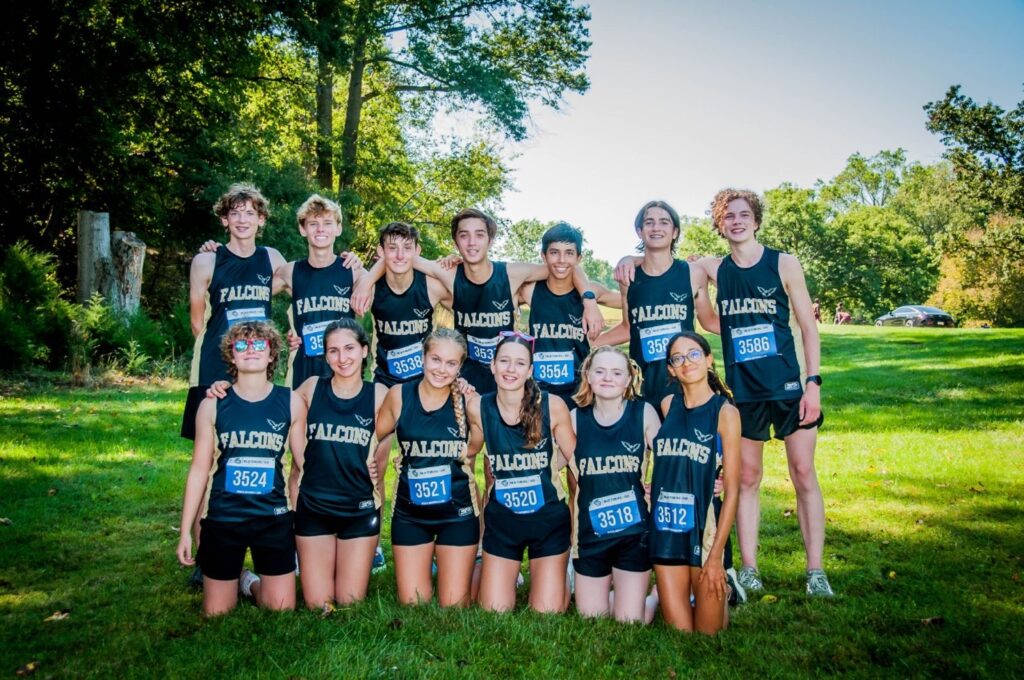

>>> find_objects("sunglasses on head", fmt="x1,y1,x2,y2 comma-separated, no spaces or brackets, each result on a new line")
233,338,268,353
498,330,535,351
666,348,705,367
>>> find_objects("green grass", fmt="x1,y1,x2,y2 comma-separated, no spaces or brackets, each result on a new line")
1,326,1022,678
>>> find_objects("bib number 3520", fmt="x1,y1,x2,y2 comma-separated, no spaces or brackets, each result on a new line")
494,475,544,514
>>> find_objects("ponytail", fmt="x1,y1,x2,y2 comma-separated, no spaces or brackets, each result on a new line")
519,377,544,449
708,366,734,404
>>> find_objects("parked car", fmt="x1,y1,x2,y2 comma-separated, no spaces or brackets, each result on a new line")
874,305,955,327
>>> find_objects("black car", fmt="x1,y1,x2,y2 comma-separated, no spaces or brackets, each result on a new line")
874,305,955,327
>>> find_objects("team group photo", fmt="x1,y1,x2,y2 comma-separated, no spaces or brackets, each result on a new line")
2,1,1022,677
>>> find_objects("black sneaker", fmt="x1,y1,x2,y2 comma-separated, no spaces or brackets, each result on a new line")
187,565,203,590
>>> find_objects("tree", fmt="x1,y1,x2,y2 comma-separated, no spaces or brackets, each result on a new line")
677,216,728,258
817,149,910,212
282,0,592,195
493,218,616,288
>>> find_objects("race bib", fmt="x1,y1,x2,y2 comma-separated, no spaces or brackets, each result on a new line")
226,307,266,327
408,464,452,505
494,475,544,514
225,456,274,495
386,342,424,379
654,491,695,533
534,351,574,385
301,319,333,357
588,489,641,536
467,334,500,364
639,322,682,362
730,324,778,363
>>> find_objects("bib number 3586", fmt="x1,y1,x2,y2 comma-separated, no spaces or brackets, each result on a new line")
731,324,778,363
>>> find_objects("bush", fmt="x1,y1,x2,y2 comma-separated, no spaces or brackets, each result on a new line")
0,243,72,369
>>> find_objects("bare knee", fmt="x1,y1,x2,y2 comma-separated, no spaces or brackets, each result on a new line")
740,463,763,490
789,460,819,495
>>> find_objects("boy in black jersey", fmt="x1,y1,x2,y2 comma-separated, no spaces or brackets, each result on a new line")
601,200,716,408
697,189,833,597
353,209,605,394
517,223,618,408
183,183,287,441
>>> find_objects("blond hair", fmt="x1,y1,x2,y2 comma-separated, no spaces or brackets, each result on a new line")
296,194,342,229
573,346,643,407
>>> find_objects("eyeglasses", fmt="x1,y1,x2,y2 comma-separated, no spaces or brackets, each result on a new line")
666,348,705,367
233,338,268,353
499,330,535,350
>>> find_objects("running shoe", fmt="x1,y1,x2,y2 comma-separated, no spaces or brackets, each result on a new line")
726,567,747,606
736,566,764,594
372,547,387,574
566,561,575,595
806,569,835,597
238,568,260,599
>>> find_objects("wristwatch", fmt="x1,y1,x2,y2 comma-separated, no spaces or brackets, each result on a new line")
805,374,822,386
582,290,597,301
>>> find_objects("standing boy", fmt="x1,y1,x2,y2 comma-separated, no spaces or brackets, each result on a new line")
699,189,832,597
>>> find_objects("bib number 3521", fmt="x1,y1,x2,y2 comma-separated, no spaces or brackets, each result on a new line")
226,457,274,495
654,491,695,533
494,475,544,514
409,465,452,505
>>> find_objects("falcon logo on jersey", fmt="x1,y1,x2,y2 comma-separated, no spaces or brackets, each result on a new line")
447,427,462,439
257,274,271,285
622,441,641,453
533,438,548,450
694,428,714,443
413,308,431,318
757,286,777,297
669,292,689,303
568,314,582,325
334,285,351,297
355,415,373,427
267,419,286,432
492,300,510,311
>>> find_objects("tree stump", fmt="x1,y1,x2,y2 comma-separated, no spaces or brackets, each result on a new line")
110,231,146,316
77,210,111,304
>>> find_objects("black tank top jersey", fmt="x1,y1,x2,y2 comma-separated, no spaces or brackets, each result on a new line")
453,261,515,394
371,271,434,388
649,394,727,565
480,392,564,514
287,258,355,388
529,281,590,401
393,380,478,523
204,385,291,522
299,378,379,516
627,260,694,406
190,246,274,386
571,401,650,553
716,247,802,403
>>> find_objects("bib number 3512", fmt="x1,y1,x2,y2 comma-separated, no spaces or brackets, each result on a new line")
654,491,695,533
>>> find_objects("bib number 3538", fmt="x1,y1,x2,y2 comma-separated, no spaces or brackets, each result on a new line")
654,491,695,533
494,475,544,514
226,457,274,495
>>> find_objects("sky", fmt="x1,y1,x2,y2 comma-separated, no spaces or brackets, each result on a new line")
476,0,1024,264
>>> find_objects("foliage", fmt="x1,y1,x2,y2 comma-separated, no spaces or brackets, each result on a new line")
1,327,1022,676
677,215,729,258
817,149,910,212
494,218,617,288
0,243,72,369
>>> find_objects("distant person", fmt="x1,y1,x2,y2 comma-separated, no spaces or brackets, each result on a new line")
834,302,850,325
812,299,821,323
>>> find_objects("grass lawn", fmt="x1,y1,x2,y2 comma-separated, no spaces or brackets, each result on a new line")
1,326,1022,678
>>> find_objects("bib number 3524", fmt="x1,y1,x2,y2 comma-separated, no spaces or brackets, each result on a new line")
226,457,274,495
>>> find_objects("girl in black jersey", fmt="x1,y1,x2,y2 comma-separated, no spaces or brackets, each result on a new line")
649,332,740,634
289,319,384,608
568,346,661,622
468,332,577,613
376,329,484,607
177,321,297,616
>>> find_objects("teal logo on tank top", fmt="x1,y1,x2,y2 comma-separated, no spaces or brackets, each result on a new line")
757,286,777,297
669,292,689,302
355,415,372,427
447,427,461,438
694,428,714,443
622,441,641,453
333,285,351,296
492,299,510,311
568,314,582,325
413,307,431,318
267,419,285,432
257,274,271,285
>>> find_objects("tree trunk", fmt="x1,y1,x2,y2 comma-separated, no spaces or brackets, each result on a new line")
110,231,146,316
338,34,368,193
77,210,111,304
315,50,334,190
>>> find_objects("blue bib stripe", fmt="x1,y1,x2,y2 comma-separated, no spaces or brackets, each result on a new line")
371,271,434,387
286,258,355,388
529,281,590,401
453,261,515,394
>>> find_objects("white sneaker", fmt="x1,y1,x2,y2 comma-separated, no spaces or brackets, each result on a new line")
238,568,260,598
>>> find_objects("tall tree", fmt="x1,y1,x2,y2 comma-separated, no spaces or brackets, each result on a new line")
817,149,910,212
